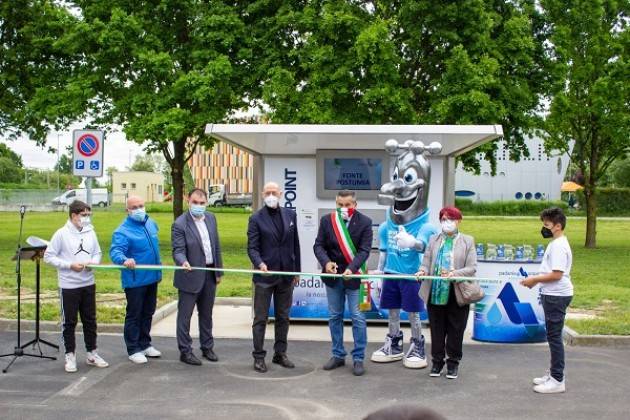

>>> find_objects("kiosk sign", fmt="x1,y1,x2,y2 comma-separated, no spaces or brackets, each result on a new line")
72,130,104,177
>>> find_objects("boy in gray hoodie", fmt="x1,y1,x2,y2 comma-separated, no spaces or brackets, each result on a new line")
44,200,109,373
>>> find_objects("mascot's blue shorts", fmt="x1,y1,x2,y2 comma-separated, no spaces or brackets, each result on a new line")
380,276,425,313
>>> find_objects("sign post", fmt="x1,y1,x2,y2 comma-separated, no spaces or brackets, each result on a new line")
72,130,105,207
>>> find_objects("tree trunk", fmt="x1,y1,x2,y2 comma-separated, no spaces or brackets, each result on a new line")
171,139,187,219
584,184,597,248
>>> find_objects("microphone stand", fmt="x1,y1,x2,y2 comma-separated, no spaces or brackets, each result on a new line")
1,206,57,373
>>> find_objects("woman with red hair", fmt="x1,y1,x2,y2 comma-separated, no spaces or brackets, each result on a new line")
416,206,477,380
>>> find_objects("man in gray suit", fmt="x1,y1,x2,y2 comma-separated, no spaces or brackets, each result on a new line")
172,188,223,365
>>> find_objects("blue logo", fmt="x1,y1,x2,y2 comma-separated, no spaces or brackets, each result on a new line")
90,161,100,170
75,160,85,169
487,282,542,337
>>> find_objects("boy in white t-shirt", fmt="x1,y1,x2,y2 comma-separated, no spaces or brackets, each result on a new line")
521,207,573,394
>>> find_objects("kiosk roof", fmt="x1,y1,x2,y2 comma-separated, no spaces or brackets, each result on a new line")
206,124,503,156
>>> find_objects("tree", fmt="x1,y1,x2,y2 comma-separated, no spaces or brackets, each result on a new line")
260,0,550,173
0,143,24,166
542,0,630,247
53,146,73,174
610,155,630,188
45,1,258,218
128,154,156,172
0,1,75,142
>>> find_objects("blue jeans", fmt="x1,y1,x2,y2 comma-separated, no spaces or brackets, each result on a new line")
326,281,367,362
542,294,572,382
124,282,158,355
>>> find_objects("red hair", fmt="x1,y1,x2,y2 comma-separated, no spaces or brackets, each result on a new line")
439,206,463,221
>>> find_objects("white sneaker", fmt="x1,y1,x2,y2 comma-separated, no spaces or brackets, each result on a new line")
533,376,566,393
402,337,428,369
371,333,404,363
533,371,551,385
64,352,77,373
86,351,109,368
143,346,162,358
129,352,148,364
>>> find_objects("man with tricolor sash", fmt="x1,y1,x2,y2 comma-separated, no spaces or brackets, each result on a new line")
314,190,373,376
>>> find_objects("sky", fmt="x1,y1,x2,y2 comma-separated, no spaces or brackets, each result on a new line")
2,123,147,183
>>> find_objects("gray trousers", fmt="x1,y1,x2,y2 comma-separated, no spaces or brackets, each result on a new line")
176,271,217,354
252,280,293,359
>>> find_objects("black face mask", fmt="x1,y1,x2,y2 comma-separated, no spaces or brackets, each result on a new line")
541,226,554,239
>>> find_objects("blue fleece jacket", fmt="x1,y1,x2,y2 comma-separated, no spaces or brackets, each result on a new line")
110,215,162,289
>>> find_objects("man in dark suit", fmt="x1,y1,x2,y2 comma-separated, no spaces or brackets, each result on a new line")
172,188,223,366
247,181,300,373
313,190,373,376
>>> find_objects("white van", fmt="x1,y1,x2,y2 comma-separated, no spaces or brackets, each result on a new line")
52,188,109,207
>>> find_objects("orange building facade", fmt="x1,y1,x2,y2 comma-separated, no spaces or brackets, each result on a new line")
189,141,254,194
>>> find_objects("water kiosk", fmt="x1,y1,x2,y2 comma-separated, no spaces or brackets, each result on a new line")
207,124,518,317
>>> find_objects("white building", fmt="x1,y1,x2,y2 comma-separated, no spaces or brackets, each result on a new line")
454,137,570,201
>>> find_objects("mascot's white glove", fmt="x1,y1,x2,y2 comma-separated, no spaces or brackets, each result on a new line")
395,226,418,249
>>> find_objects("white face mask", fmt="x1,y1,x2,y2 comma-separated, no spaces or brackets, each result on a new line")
441,219,457,234
264,194,279,208
79,216,91,228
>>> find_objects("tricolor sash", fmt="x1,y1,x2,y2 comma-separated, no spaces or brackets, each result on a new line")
331,210,371,311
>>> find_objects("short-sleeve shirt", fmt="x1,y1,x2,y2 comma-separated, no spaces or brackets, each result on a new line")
378,208,437,275
539,235,573,296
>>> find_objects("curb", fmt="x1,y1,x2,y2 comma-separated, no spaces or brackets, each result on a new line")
563,325,630,348
0,297,252,335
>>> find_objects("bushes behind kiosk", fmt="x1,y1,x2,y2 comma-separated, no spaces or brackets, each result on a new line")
455,198,568,216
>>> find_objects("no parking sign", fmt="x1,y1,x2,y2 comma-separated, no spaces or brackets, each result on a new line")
72,130,105,177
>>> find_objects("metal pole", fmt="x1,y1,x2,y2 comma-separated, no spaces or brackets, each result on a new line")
57,133,60,194
86,177,93,207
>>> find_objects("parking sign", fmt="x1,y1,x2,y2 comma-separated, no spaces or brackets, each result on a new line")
72,130,104,177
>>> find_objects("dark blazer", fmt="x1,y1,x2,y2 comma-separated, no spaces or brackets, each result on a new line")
171,211,224,293
313,211,373,290
247,206,301,285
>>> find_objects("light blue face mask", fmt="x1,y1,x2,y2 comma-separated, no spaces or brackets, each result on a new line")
190,204,206,217
130,208,146,222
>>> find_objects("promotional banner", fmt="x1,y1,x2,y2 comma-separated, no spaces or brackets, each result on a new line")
473,261,546,343
272,275,425,321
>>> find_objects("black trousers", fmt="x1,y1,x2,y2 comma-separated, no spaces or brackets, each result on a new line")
176,272,216,354
59,284,97,354
124,282,158,355
427,285,470,368
542,294,572,382
252,280,293,359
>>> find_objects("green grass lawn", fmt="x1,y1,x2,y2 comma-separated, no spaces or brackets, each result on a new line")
0,211,628,335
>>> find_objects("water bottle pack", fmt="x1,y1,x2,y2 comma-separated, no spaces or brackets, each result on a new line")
483,242,543,262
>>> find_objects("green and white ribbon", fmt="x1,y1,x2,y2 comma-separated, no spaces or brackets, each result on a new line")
87,264,510,285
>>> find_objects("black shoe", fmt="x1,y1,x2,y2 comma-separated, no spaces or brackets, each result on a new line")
180,352,202,366
202,349,218,362
254,358,267,373
272,353,295,368
430,363,444,377
353,361,365,376
446,365,458,379
323,357,345,371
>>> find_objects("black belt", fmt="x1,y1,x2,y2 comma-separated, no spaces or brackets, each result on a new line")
206,263,215,268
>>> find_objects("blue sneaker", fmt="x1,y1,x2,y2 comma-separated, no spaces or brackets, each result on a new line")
371,332,404,363
403,336,427,369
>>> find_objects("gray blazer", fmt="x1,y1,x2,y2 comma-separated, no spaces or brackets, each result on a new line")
171,211,224,293
419,233,477,307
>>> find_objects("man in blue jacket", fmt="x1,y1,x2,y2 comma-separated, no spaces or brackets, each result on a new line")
110,195,162,364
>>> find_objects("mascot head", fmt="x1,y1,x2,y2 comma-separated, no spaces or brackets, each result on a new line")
378,139,442,225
